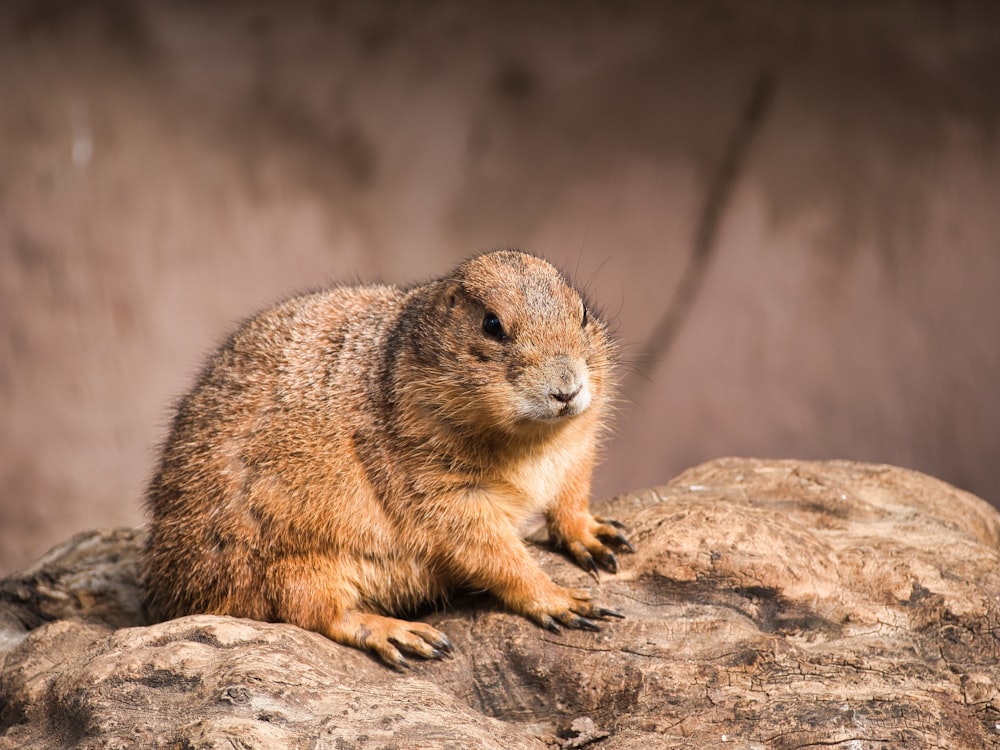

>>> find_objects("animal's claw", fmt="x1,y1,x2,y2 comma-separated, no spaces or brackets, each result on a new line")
580,553,601,580
539,615,562,633
566,615,601,631
596,516,626,530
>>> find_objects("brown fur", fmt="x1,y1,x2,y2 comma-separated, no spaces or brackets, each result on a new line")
142,250,631,667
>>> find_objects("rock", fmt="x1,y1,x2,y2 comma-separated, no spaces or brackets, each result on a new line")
0,527,145,651
2,459,999,748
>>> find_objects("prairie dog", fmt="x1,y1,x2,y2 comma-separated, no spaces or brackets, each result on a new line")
142,250,631,667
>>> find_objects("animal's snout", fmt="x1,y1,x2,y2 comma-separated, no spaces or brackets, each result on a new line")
515,355,594,422
550,385,582,404
544,356,591,417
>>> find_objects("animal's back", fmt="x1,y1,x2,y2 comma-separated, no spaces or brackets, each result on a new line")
143,284,405,622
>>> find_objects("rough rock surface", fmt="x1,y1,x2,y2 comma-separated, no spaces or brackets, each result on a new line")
2,458,1000,749
4,1,1000,579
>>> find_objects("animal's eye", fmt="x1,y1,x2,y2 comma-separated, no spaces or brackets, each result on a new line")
581,303,589,328
482,312,506,341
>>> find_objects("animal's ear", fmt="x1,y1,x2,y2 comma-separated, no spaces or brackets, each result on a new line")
438,281,462,314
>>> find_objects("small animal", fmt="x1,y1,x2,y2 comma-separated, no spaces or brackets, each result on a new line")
142,249,631,667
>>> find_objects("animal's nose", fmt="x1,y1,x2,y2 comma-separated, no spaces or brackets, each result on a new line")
551,386,581,404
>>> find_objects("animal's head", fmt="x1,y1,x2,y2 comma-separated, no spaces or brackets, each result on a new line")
403,250,615,440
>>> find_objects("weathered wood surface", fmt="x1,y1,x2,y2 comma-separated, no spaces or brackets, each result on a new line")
2,459,999,748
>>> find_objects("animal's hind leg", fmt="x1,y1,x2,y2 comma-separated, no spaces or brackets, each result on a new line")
266,555,452,669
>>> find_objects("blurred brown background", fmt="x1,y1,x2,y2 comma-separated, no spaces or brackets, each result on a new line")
2,0,999,576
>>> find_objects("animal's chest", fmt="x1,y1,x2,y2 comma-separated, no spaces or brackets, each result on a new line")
505,445,577,514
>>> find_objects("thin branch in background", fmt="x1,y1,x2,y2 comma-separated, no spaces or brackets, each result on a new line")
635,72,776,384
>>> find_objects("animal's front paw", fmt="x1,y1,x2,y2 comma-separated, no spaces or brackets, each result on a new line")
551,514,635,577
324,612,453,670
519,585,624,633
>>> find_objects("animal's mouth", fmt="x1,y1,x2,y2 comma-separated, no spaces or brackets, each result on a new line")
554,397,585,419
513,356,593,423
535,406,578,421
521,389,590,422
